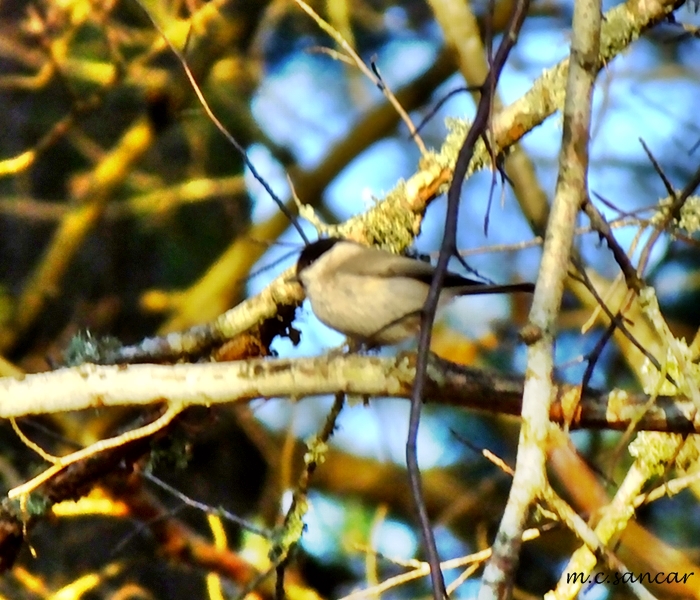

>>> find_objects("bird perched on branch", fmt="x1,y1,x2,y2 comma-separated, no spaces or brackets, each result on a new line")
294,237,534,346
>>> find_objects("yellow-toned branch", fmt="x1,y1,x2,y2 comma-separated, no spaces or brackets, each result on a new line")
1,117,155,352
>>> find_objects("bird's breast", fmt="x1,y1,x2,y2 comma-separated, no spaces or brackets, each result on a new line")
305,275,435,344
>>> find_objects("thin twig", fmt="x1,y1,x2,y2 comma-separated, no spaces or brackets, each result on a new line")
570,262,674,385
133,0,309,245
637,157,700,276
9,404,183,500
292,0,427,156
580,197,644,292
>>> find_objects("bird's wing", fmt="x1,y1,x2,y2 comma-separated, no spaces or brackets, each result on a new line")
336,248,485,285
336,248,435,278
337,246,534,293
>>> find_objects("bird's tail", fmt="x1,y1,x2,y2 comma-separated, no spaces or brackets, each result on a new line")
454,282,535,296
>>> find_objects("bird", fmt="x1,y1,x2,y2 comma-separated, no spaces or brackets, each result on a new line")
294,237,534,346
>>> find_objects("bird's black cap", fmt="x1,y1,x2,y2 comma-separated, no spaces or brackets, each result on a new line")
296,237,343,275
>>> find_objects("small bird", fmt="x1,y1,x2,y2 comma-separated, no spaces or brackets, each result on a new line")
294,238,534,346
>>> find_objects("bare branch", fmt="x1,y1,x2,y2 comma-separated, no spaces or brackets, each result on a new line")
480,0,602,593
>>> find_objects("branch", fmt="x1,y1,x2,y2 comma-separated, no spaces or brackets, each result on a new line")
2,354,698,433
480,0,601,590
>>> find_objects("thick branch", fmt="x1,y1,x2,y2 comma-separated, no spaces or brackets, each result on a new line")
1,355,697,434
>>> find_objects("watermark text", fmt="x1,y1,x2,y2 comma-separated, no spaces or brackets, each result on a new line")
566,570,695,586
